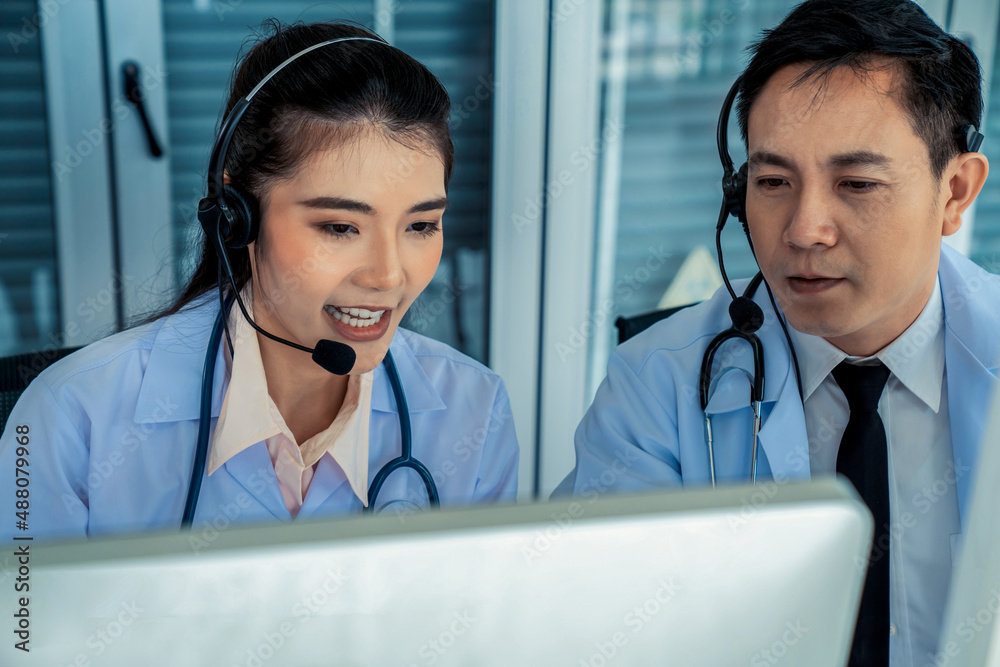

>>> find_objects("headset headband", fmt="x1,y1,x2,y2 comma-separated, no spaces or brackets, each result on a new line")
716,76,741,177
207,36,390,213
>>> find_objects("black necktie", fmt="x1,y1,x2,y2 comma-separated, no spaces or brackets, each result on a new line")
833,360,891,666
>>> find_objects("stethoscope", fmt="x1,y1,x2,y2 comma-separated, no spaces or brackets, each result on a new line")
701,77,803,487
704,76,984,487
182,36,441,526
181,294,440,525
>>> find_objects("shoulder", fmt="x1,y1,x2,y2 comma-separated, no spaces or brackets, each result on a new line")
31,321,159,391
939,245,1000,367
939,244,1000,297
613,284,736,375
26,295,216,404
393,327,501,379
390,328,508,405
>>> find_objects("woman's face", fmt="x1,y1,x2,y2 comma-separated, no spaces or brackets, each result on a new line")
248,129,446,374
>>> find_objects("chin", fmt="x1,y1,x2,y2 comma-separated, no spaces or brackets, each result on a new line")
784,312,844,339
352,343,393,374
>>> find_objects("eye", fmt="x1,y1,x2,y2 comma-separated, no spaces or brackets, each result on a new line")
841,180,880,193
757,178,788,189
408,221,441,237
319,223,357,237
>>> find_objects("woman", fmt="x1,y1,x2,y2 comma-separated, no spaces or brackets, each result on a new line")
0,21,518,541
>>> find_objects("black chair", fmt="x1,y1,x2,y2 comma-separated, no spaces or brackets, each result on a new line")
0,347,81,435
614,304,696,344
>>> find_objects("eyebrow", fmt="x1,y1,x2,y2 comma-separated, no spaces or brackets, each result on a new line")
827,150,892,170
298,196,449,215
747,150,796,170
747,150,892,171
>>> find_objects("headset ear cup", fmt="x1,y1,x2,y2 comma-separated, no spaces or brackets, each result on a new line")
736,162,749,238
221,185,260,249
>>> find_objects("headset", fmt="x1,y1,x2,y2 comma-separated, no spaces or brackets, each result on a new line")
704,75,985,487
186,36,440,526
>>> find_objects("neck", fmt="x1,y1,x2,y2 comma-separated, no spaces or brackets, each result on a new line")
257,332,350,444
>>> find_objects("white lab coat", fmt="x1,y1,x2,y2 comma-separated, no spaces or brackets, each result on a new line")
0,293,518,541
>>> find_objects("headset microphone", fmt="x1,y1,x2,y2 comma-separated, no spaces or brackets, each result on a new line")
312,339,356,375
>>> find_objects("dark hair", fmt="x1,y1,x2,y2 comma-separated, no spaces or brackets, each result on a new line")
153,20,453,322
736,0,982,179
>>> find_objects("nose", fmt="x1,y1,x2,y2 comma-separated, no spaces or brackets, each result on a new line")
354,232,405,292
783,183,838,249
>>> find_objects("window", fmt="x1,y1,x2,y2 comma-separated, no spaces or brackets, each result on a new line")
0,0,58,356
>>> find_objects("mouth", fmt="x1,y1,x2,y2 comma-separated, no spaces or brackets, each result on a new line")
324,305,387,328
787,275,843,295
323,304,394,342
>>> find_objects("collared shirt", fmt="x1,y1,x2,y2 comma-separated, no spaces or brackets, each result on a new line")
789,278,962,667
208,292,374,517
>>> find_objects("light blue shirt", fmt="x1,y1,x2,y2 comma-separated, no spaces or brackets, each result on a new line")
0,292,519,543
789,278,962,667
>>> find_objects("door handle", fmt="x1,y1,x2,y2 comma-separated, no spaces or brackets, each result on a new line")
122,61,164,158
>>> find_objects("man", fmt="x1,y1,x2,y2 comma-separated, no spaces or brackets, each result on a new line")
560,1,996,665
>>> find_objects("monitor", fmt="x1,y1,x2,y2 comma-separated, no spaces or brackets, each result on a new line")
1,478,869,666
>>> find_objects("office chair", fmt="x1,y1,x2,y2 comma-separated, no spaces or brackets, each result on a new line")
614,304,695,344
0,347,81,435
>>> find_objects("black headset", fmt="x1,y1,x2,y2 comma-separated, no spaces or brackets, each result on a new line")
701,77,770,419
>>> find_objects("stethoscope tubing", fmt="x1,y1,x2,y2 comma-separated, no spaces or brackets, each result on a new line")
182,296,440,527
700,275,766,488
365,350,440,511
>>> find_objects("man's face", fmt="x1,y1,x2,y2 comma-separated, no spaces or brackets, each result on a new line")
745,63,955,356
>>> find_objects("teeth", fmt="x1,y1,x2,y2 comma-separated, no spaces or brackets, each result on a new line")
325,305,386,328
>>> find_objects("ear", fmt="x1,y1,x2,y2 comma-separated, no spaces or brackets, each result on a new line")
942,152,989,236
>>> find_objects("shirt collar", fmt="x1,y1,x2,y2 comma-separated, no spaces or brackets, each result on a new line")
787,278,945,412
207,289,373,504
